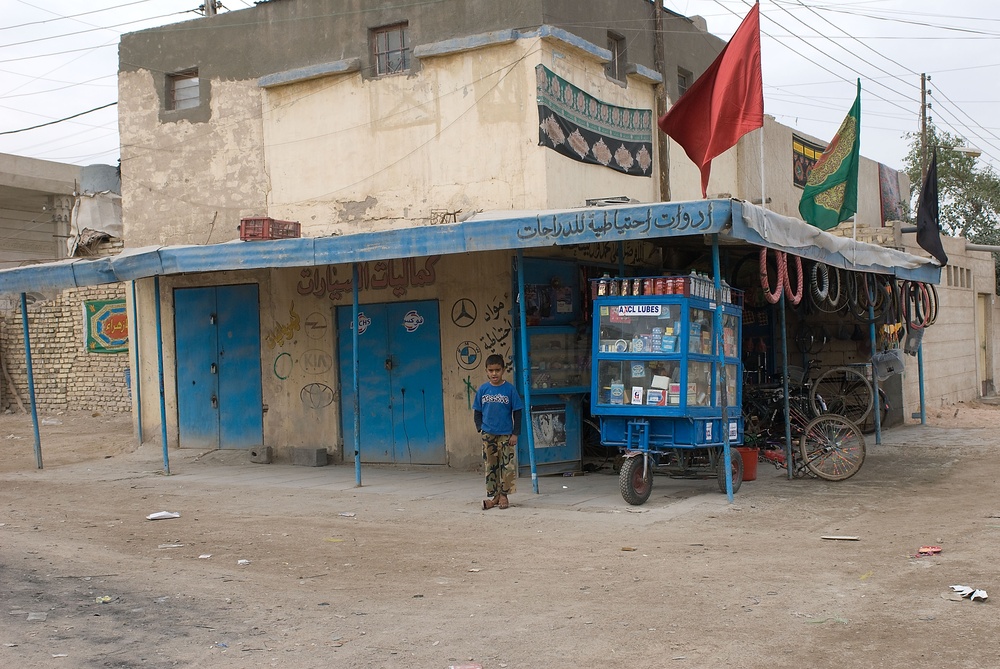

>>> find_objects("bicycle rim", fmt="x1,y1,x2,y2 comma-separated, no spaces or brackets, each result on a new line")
799,415,866,481
810,366,873,423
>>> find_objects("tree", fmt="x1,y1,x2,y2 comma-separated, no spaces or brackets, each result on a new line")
903,126,1000,292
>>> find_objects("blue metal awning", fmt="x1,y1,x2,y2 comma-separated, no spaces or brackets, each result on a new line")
0,199,940,295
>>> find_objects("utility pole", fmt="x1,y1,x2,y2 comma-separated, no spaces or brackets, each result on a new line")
920,73,930,182
652,0,670,201
201,1,218,16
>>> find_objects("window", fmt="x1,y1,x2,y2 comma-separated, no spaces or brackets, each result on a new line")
168,69,200,110
606,32,627,82
372,23,410,75
677,68,692,98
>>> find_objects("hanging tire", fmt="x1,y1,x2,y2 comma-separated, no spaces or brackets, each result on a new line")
620,455,653,505
717,447,744,494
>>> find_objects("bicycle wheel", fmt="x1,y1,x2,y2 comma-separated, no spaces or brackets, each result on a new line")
810,366,873,423
619,455,653,505
798,415,866,481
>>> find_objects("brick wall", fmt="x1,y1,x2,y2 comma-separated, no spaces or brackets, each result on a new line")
0,239,132,414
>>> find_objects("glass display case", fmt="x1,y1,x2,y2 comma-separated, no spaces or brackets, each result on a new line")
527,327,590,392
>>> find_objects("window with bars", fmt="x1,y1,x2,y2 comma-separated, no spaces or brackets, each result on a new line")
605,32,627,82
167,69,200,110
372,23,410,76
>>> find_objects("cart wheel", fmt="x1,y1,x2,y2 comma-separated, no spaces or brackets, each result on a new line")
798,414,866,481
619,455,653,505
717,447,744,494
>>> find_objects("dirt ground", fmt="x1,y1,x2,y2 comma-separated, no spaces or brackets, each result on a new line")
2,401,1000,669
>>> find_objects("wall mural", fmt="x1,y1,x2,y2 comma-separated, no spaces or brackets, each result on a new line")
451,298,477,328
304,311,328,339
463,375,476,410
265,302,300,349
297,256,442,301
301,349,333,375
457,340,482,371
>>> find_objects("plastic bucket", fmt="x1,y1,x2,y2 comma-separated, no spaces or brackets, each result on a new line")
736,447,758,482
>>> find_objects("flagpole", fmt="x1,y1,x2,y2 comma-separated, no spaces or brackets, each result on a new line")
759,125,766,209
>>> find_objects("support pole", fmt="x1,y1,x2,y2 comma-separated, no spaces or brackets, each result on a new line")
19,293,42,469
917,342,927,425
711,234,733,502
130,280,143,445
515,249,539,494
779,293,793,478
353,263,362,487
868,303,882,445
153,276,170,474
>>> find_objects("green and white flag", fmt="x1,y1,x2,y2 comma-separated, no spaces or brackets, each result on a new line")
798,80,861,231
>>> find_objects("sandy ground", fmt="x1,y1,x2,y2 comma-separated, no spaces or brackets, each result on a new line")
2,401,1000,669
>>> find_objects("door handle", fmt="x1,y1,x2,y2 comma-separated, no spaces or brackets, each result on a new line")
210,363,217,374
385,357,393,371
211,395,218,409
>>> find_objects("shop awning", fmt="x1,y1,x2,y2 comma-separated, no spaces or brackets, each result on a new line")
0,198,940,295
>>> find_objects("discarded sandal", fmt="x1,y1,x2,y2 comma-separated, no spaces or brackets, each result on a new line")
497,494,509,510
482,498,496,510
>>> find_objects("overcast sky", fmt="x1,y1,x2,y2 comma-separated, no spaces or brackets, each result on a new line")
1,0,998,174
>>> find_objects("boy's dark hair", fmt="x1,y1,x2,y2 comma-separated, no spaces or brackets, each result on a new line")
485,354,505,368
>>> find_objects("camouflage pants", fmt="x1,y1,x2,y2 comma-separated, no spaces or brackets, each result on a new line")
481,433,517,497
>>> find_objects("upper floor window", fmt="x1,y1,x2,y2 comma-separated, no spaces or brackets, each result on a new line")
168,69,200,110
677,68,692,98
372,23,410,76
606,32,627,82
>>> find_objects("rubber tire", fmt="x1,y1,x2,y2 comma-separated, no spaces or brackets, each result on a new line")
810,366,873,424
717,447,744,494
798,414,866,481
619,455,653,505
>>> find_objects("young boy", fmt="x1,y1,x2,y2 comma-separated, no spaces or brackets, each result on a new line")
473,354,523,510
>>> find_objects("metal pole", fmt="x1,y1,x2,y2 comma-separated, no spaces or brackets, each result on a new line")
868,302,882,445
779,292,793,478
515,249,539,494
130,280,143,445
617,241,626,278
19,293,42,469
153,276,170,474
712,234,733,502
352,264,362,487
917,342,927,425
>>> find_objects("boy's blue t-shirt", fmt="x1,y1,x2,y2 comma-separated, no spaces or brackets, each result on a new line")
473,380,524,435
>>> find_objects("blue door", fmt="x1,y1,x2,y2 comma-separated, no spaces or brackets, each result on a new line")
337,300,446,464
175,285,263,450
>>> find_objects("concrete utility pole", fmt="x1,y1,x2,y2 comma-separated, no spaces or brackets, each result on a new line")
201,1,218,16
920,72,930,182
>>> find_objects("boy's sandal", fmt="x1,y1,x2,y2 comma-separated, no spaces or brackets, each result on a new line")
497,494,509,510
482,498,496,510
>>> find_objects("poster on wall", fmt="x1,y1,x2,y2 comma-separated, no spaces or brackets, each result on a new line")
878,162,905,227
792,135,826,188
84,299,129,353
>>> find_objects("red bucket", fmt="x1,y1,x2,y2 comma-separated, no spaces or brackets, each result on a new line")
736,447,758,482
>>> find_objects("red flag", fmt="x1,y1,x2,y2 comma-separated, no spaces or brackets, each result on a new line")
657,3,764,197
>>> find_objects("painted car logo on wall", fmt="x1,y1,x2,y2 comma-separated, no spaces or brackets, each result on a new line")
356,312,371,335
402,310,424,332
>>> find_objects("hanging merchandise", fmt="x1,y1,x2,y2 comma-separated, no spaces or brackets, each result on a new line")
872,348,905,381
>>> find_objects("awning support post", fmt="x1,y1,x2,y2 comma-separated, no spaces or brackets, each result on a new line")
711,233,733,502
779,292,793,478
153,276,170,474
19,293,42,469
130,280,143,445
352,263,362,487
917,342,927,425
868,303,882,444
515,249,539,494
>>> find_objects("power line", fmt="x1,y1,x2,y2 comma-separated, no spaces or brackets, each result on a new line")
0,102,117,136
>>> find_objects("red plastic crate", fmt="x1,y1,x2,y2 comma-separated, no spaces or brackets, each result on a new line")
239,217,301,241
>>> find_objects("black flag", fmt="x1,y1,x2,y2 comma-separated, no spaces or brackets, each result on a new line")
916,149,948,266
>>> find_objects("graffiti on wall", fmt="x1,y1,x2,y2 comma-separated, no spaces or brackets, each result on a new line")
456,340,482,370
304,311,328,339
265,302,300,349
297,256,442,301
273,352,292,380
300,383,334,409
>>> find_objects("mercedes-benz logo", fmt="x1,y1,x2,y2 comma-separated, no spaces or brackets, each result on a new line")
451,298,477,328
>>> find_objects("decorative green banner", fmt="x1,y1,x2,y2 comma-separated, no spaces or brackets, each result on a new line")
536,65,653,177
85,299,129,353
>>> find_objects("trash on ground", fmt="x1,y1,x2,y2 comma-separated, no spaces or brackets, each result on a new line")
95,596,112,604
821,535,860,541
158,543,184,549
338,512,356,518
621,546,637,551
468,568,480,572
917,545,942,556
950,585,988,601
146,511,180,520
198,554,212,559
237,559,251,566
27,612,48,621
40,418,62,425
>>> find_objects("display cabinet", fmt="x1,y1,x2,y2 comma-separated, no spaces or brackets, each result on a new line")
526,326,590,392
590,276,743,451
